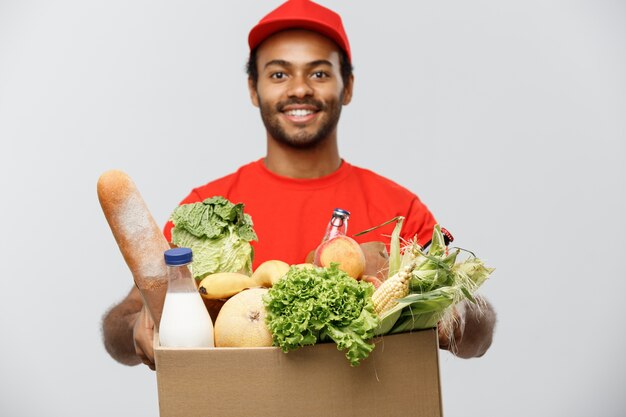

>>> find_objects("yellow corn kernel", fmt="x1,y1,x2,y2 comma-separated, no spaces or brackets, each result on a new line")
372,270,410,315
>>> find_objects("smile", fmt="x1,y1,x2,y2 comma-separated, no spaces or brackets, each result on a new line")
285,109,315,117
281,106,320,123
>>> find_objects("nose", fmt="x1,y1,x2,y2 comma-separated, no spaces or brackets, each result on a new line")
287,74,313,98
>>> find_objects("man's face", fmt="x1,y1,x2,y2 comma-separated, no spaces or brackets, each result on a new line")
249,30,353,149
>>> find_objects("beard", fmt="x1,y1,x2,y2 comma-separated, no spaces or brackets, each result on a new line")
258,93,344,150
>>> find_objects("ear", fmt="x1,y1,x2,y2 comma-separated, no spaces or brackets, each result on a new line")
248,78,260,108
342,74,354,106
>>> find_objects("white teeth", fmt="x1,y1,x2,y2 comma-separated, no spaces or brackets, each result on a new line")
285,109,314,117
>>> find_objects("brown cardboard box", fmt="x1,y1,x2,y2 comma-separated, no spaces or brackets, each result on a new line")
154,328,442,417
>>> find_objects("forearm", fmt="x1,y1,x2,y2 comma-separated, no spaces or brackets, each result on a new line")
455,296,497,359
101,292,143,366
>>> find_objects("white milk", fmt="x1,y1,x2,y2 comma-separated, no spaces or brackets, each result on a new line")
159,292,215,348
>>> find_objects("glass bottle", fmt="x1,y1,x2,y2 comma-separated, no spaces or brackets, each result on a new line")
313,208,351,264
320,208,351,243
159,247,215,348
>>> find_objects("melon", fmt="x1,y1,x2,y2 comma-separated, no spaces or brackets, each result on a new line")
214,288,273,347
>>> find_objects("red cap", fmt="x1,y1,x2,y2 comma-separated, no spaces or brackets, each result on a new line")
248,0,351,62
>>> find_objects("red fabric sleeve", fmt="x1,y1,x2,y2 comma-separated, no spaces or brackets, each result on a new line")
401,195,438,247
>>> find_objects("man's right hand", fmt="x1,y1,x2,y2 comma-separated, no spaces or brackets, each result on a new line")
133,304,156,370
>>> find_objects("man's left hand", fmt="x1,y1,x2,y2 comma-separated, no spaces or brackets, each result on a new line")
437,297,496,358
437,303,466,354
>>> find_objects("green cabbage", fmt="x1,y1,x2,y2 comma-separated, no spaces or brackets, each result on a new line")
170,196,257,279
264,264,380,366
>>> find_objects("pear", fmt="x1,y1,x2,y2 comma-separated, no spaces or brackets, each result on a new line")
251,260,290,287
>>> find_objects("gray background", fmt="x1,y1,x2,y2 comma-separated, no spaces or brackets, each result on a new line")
1,0,624,416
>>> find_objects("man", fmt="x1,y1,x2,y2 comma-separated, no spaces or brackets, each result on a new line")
102,0,496,370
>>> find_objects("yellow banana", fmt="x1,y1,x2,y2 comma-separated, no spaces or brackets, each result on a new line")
198,272,258,300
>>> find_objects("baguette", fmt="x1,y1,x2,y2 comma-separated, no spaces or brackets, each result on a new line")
97,170,170,327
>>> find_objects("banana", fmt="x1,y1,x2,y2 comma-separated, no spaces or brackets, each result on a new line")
251,260,290,287
198,272,258,300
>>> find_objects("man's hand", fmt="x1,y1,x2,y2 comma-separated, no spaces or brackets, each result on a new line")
133,304,155,370
102,286,155,368
437,304,466,353
437,296,496,358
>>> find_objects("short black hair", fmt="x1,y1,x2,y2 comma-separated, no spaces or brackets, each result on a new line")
246,47,353,89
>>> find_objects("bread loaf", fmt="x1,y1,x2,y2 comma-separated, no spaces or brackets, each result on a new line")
97,170,170,327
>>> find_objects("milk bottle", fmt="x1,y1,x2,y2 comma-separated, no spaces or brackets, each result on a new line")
159,247,214,348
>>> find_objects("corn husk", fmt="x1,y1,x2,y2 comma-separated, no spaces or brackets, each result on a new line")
374,224,495,336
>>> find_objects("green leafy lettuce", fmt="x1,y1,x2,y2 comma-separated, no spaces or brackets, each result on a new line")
264,264,380,367
170,196,257,279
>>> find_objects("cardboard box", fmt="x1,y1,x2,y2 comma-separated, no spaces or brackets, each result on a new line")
154,328,442,417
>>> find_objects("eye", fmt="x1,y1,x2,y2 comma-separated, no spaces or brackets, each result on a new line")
270,72,286,80
311,71,329,79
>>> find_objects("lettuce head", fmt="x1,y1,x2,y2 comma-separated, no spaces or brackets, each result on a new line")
264,264,380,366
170,196,257,279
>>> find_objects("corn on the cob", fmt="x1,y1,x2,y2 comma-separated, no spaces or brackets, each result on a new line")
372,261,416,315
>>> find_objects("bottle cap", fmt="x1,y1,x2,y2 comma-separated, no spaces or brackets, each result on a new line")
333,208,350,218
441,228,454,245
164,247,193,266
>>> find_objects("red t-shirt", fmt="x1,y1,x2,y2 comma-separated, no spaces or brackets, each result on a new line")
163,159,437,269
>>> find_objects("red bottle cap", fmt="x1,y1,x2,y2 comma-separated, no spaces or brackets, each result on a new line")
441,228,454,245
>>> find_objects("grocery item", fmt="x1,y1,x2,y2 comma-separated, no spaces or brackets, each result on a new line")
313,208,365,279
354,215,404,279
358,241,389,281
264,264,379,366
159,248,214,348
250,260,290,287
214,288,273,347
314,235,366,279
374,224,494,337
169,196,257,280
198,272,258,300
97,170,170,326
360,274,383,289
320,208,350,241
371,261,416,315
